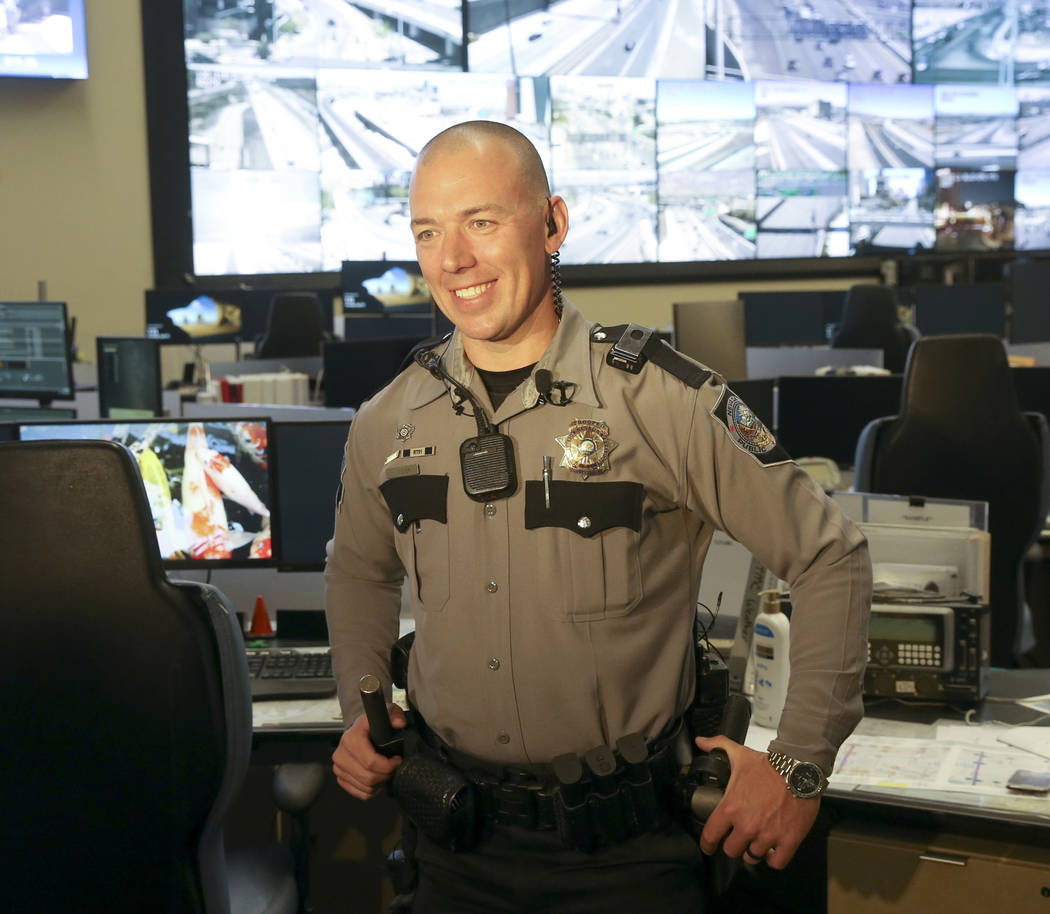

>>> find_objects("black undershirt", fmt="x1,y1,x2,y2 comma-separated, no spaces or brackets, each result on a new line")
476,363,536,411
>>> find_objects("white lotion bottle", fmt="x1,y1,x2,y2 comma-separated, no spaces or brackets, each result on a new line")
751,589,791,729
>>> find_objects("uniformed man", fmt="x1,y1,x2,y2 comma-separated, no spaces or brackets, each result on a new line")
325,120,872,912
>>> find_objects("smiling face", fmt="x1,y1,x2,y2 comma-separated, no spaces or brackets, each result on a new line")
409,127,567,370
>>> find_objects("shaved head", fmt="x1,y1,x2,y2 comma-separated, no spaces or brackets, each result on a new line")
413,121,551,202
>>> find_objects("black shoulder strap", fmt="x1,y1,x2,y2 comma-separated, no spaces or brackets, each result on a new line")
595,323,712,389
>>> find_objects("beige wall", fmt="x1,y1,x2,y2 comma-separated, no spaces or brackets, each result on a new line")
0,0,152,358
0,2,874,379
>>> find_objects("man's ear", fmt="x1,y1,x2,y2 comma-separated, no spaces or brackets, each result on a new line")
545,196,568,250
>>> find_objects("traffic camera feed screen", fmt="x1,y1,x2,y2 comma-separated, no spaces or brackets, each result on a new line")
179,0,1050,273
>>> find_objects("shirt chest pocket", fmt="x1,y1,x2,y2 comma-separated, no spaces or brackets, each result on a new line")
379,474,451,613
524,480,644,621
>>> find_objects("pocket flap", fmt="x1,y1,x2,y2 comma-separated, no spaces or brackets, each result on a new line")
380,475,449,532
524,480,643,538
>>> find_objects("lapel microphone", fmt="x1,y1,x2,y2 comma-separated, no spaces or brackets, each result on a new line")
535,369,576,406
415,349,518,502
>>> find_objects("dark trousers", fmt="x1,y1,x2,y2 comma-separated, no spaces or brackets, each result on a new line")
411,822,707,914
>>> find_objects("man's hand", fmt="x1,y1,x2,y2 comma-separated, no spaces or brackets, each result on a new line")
332,704,408,801
693,735,819,870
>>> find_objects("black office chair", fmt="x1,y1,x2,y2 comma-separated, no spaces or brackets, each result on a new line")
255,292,327,359
854,335,1050,667
0,439,299,913
830,284,919,373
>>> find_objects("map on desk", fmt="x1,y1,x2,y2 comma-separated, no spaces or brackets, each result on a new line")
747,720,1050,803
252,686,409,729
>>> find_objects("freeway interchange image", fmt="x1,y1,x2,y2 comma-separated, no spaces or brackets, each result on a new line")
179,1,1050,273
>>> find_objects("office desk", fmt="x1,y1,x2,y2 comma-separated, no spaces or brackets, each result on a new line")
247,671,1050,914
729,669,1050,914
243,696,401,914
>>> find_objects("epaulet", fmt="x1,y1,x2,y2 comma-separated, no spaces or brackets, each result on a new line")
591,323,712,389
398,332,452,375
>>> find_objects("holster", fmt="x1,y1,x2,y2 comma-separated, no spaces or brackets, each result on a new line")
391,731,482,852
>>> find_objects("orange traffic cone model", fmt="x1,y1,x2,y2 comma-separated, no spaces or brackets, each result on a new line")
248,594,274,637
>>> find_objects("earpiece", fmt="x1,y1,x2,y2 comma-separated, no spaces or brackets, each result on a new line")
546,199,557,237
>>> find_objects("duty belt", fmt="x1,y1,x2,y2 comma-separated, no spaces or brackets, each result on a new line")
416,716,682,852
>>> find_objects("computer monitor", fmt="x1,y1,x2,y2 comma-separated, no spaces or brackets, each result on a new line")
341,260,433,314
16,417,276,569
1008,260,1050,344
909,284,1006,337
145,288,335,345
740,290,844,347
775,375,903,467
739,292,844,348
272,419,352,571
673,300,747,380
0,301,74,403
96,337,163,419
323,337,426,409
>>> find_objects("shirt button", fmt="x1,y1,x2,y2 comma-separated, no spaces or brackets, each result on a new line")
488,658,501,671
577,516,592,530
484,503,496,517
487,580,499,593
396,513,405,526
496,731,510,745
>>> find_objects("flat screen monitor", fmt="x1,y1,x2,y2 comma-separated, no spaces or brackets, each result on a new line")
0,1,88,80
1009,260,1050,344
740,291,844,347
341,260,433,314
323,337,426,409
775,375,903,467
145,288,335,345
909,284,1006,337
96,336,163,419
0,301,74,402
17,417,276,569
272,419,352,571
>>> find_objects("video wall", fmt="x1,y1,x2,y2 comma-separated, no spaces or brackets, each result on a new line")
180,0,1050,274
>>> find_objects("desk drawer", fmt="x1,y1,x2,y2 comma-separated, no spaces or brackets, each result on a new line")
828,820,1050,914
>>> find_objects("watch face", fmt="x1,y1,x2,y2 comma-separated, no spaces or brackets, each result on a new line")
788,762,825,798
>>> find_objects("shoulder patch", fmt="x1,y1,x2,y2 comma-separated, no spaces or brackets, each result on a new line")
594,323,712,389
713,386,792,466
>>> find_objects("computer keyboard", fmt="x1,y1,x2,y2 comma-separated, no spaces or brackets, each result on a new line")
246,647,337,700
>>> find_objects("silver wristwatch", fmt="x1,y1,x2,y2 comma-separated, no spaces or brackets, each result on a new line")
767,749,829,799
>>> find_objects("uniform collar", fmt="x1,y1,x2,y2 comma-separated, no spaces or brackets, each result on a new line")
406,300,601,413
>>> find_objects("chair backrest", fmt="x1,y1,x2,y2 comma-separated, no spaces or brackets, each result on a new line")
830,284,916,373
255,292,326,359
856,334,1050,666
0,439,251,913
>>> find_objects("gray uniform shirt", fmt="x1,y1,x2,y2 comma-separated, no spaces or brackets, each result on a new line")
325,302,872,774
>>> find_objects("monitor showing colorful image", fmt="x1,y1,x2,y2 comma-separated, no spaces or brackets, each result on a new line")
17,418,275,568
